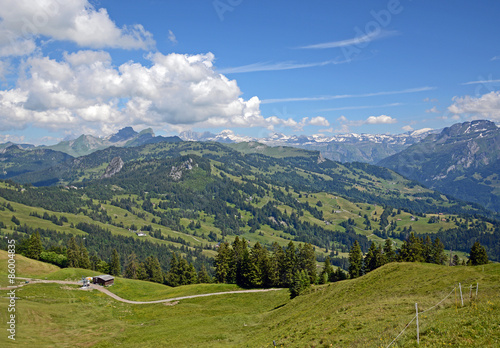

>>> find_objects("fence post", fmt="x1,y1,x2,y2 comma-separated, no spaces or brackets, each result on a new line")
415,303,419,345
469,284,472,299
459,283,463,307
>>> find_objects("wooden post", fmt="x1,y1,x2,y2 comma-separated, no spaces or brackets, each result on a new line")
416,303,419,345
459,283,463,307
469,284,472,299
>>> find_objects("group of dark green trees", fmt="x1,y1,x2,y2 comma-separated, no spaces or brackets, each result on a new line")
214,237,317,290
16,230,210,286
348,232,489,279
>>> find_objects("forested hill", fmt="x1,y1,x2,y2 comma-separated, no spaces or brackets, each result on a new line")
0,140,499,281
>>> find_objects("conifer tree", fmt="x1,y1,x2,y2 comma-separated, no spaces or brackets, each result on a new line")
144,255,164,283
289,270,310,299
431,237,446,265
66,236,80,268
468,241,488,265
124,252,138,279
109,249,121,276
214,242,231,283
197,265,211,284
383,239,395,263
27,231,43,260
79,240,91,270
319,256,333,284
348,241,363,279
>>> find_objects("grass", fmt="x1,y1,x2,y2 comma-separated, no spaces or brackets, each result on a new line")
1,254,499,347
0,250,60,286
245,262,500,347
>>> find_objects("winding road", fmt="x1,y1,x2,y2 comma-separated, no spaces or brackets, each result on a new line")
2,278,282,304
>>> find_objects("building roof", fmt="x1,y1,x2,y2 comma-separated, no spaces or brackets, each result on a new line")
94,275,114,281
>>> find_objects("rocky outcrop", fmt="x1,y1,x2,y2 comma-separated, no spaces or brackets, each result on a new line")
169,158,197,181
101,157,124,179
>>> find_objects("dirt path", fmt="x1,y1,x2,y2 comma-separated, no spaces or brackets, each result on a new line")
3,278,282,304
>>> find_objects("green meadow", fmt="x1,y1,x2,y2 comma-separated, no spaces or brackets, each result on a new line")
1,251,499,347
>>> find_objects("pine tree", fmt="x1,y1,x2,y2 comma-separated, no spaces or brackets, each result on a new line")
124,252,138,279
289,270,310,299
66,236,80,268
90,252,101,271
144,256,164,283
166,253,180,286
298,243,317,284
109,249,121,276
383,239,395,263
468,242,488,266
214,242,232,283
27,231,43,260
197,265,211,283
283,241,297,286
431,237,446,265
348,241,363,279
319,256,333,284
79,240,91,270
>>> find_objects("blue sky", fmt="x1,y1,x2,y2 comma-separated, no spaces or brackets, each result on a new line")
0,0,499,144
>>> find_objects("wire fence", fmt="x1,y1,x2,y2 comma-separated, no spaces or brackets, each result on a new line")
385,282,479,347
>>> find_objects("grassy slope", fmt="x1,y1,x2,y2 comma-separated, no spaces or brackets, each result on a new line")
1,252,499,347
247,262,500,347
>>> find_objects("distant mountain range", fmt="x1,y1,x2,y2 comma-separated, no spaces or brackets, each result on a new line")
2,121,500,213
39,127,182,157
379,120,500,212
179,128,437,164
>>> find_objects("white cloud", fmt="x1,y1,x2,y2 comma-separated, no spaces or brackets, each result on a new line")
168,30,177,45
335,114,397,133
402,125,413,132
0,134,25,144
491,56,500,61
461,79,500,85
262,86,436,104
448,91,500,121
425,106,440,113
297,30,398,49
219,58,348,74
309,116,330,127
365,115,397,124
0,51,267,134
0,0,155,54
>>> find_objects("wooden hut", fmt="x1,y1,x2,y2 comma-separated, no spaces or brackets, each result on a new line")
93,275,114,286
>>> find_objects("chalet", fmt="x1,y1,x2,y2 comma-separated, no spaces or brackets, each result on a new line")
93,275,114,286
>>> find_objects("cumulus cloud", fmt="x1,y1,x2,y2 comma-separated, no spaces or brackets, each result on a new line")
402,125,413,132
448,91,500,121
0,0,155,55
365,115,397,124
335,114,397,133
0,51,268,134
309,116,330,127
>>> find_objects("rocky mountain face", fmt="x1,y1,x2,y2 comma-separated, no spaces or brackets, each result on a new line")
41,127,178,157
101,157,124,179
379,120,500,212
179,128,437,164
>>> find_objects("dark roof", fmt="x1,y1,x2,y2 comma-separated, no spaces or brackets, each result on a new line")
94,275,114,281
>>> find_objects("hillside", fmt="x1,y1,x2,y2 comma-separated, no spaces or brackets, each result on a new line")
379,120,500,212
1,254,498,347
0,139,498,278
